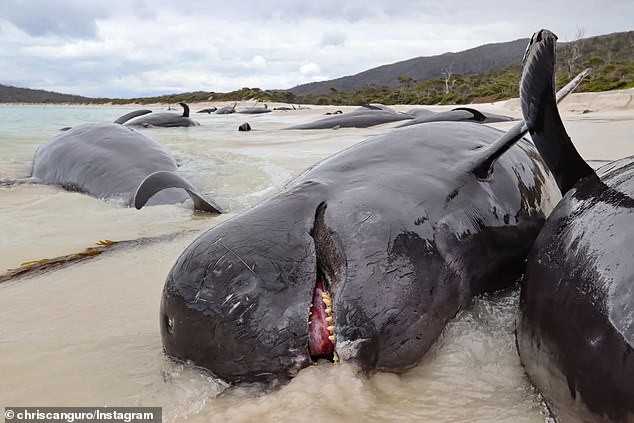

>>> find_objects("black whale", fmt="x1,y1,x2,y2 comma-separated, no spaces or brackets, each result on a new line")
5,122,220,212
160,93,566,383
516,29,634,423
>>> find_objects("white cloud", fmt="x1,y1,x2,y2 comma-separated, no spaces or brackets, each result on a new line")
0,0,632,97
300,63,321,75
245,56,267,69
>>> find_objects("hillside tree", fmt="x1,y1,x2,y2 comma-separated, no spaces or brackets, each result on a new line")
441,66,456,94
566,27,586,76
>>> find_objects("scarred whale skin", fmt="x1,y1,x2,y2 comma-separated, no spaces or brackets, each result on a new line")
518,160,634,423
159,117,560,384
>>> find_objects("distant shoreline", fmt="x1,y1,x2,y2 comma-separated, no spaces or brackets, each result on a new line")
0,101,348,112
1,88,633,116
0,102,155,108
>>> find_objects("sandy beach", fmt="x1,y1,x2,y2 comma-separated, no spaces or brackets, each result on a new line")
0,88,632,422
136,86,634,161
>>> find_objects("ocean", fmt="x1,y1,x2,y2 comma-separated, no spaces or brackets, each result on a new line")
0,104,547,422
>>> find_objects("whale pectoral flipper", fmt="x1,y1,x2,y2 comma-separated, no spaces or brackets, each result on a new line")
133,171,222,213
469,122,527,178
113,110,153,125
468,65,592,179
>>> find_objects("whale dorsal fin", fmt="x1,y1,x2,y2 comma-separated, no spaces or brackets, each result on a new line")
113,109,152,125
179,103,190,118
468,36,591,181
451,107,487,122
133,171,222,213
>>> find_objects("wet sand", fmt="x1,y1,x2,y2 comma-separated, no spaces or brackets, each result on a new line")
0,88,632,422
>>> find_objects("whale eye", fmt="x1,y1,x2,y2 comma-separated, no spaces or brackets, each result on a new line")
164,315,174,334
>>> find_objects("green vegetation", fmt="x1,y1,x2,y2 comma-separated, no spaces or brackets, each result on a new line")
309,60,633,106
75,59,634,107
297,32,634,105
94,87,298,105
2,31,633,106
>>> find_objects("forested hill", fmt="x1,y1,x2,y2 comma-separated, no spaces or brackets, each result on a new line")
0,84,89,103
288,30,634,97
287,38,530,96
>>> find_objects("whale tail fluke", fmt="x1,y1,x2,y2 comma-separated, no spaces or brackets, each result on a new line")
133,171,222,214
468,31,591,181
519,29,595,194
113,109,153,125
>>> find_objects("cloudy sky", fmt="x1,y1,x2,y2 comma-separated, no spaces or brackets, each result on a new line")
1,0,632,98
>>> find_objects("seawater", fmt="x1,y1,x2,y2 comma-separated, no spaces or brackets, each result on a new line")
0,105,547,422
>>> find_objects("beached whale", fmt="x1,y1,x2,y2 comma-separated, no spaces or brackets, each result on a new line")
396,107,515,128
286,104,513,130
158,35,590,384
121,103,199,127
237,104,271,114
284,107,414,129
197,107,218,114
5,123,220,213
214,103,236,114
516,29,634,422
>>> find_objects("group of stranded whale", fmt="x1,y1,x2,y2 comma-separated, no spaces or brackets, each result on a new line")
283,104,514,130
2,29,632,422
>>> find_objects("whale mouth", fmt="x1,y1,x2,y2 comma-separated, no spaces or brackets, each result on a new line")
308,277,335,360
308,201,340,363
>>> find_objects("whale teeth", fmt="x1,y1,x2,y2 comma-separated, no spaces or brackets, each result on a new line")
322,292,336,347
310,282,336,361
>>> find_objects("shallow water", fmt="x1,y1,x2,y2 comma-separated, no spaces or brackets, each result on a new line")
0,103,601,421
